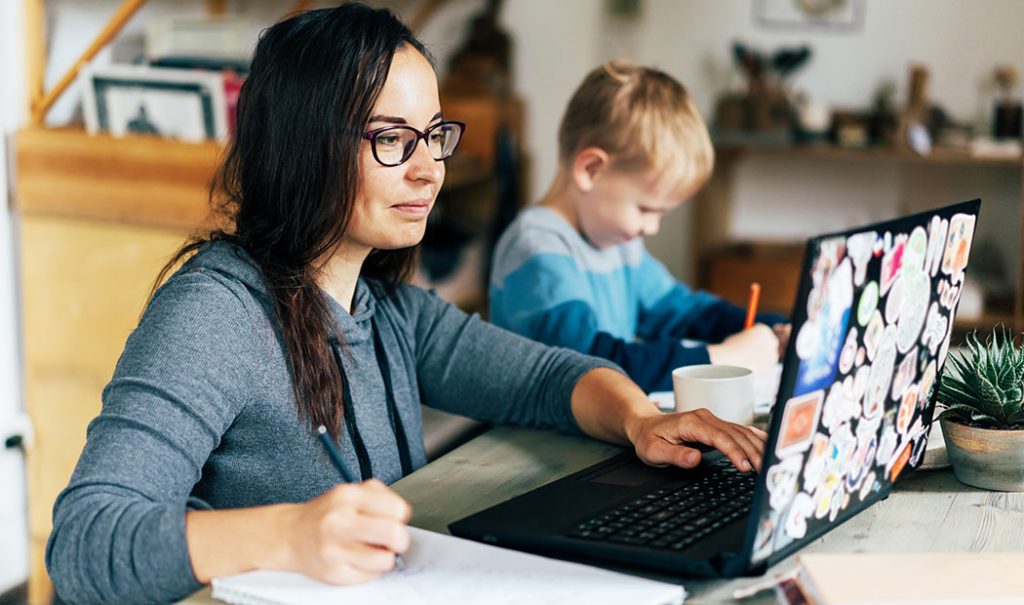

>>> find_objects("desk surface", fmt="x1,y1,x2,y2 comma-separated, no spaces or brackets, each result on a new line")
185,425,1024,604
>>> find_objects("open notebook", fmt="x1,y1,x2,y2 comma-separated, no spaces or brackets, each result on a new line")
212,527,685,605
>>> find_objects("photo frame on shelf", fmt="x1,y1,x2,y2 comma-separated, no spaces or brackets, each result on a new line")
81,64,228,143
754,0,864,32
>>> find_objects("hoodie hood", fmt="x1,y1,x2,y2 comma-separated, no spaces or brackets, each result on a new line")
185,240,375,345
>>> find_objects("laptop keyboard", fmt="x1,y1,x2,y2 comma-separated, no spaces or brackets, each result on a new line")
567,459,756,551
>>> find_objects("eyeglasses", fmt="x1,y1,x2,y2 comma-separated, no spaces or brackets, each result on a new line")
362,120,466,167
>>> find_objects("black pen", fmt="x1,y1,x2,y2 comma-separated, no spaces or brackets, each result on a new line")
317,425,406,571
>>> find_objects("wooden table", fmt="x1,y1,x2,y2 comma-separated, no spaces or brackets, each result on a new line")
184,425,1024,604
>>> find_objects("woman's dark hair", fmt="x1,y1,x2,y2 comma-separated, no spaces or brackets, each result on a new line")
153,4,431,439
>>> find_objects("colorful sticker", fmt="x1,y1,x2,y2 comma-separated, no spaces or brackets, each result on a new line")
853,365,870,403
891,349,917,401
884,275,904,324
921,303,948,355
864,311,884,361
839,328,858,375
802,433,830,493
876,423,898,467
822,380,860,432
846,435,877,494
941,213,976,283
926,216,948,277
766,455,802,510
880,234,907,296
938,279,961,310
813,472,841,519
897,385,919,434
847,231,877,286
784,493,815,539
795,259,853,394
864,326,896,419
903,226,928,272
896,270,930,353
776,390,825,457
857,281,879,326
888,441,913,482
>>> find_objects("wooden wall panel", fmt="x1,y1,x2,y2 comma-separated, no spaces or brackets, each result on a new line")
21,216,189,604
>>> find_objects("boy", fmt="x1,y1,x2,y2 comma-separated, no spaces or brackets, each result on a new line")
490,62,786,392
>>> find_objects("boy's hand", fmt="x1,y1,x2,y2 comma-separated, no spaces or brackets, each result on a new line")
706,324,779,374
624,408,768,472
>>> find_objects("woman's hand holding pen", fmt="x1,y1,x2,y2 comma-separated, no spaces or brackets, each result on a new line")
279,479,412,585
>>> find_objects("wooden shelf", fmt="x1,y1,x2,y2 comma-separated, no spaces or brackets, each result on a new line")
15,127,493,229
16,127,221,229
715,141,1023,168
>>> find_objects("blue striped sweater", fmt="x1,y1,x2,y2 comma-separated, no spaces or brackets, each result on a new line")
490,206,779,391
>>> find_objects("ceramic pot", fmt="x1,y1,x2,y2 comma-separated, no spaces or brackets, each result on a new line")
940,418,1024,491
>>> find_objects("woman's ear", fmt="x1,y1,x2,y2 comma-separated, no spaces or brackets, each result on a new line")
571,147,611,193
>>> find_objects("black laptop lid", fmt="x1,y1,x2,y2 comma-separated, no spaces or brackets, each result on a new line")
744,199,981,569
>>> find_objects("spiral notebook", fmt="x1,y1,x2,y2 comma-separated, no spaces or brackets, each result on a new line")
211,527,685,605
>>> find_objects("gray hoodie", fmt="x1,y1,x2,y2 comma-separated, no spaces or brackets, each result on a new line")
46,241,616,604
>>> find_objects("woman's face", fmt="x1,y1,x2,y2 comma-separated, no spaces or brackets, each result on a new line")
346,47,444,255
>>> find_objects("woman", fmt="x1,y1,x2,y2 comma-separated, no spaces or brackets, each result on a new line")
46,5,767,603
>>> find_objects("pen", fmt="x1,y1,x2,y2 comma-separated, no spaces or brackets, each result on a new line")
744,282,761,330
317,425,406,571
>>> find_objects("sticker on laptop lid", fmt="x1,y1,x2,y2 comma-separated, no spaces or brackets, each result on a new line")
783,492,814,539
846,231,877,286
880,233,907,294
922,303,947,355
775,390,825,457
864,326,896,420
926,215,948,278
857,281,879,326
942,213,976,282
897,270,930,353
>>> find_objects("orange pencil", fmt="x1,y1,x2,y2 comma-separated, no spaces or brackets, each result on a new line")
744,282,761,330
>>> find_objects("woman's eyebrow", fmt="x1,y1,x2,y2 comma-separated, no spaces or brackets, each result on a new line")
368,111,443,124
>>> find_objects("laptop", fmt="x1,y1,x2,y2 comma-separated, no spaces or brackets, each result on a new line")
450,199,981,578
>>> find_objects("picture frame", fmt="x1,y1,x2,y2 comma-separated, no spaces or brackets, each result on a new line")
754,0,865,33
81,64,228,143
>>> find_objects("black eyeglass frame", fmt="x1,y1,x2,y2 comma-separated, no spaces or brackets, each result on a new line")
362,120,466,167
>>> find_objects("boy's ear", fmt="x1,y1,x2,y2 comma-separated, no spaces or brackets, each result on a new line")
572,147,611,193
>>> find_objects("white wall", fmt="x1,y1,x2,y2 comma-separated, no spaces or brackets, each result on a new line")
0,0,28,595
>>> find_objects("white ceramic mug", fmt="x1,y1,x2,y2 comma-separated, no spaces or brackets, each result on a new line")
672,364,755,426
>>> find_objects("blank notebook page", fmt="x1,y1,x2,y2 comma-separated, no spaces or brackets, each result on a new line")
212,527,686,605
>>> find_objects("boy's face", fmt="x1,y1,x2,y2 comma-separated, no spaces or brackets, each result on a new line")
579,169,695,249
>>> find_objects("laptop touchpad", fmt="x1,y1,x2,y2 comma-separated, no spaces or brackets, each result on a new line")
582,459,677,487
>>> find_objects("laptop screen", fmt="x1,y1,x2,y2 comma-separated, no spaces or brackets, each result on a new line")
747,199,980,568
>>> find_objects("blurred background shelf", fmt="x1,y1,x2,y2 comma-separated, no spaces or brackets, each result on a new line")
693,142,1024,337
715,141,1023,167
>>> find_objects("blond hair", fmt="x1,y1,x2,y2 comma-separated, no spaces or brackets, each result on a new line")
558,61,714,191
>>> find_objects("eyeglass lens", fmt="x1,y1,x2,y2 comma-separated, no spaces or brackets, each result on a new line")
374,123,463,165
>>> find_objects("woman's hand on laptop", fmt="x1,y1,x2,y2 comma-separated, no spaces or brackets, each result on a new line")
625,409,768,473
570,368,767,475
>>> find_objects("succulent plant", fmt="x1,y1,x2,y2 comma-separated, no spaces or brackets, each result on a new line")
938,327,1024,430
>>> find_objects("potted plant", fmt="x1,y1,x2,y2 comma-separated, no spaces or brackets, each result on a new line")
937,327,1024,491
